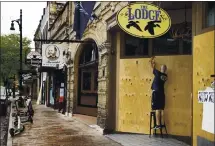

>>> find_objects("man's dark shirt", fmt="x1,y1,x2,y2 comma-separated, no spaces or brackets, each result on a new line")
151,68,167,92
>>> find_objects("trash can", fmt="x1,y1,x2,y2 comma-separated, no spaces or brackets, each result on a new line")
0,99,7,116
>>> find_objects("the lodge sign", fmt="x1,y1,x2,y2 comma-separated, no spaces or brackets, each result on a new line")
116,3,171,38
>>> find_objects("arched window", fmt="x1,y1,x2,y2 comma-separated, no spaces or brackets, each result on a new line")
79,42,98,65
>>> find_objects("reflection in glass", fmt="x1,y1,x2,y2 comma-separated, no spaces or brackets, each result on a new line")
207,2,215,27
125,34,148,56
153,31,179,55
82,72,91,90
94,71,98,91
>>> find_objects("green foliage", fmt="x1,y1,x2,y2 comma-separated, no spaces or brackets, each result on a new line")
0,34,31,84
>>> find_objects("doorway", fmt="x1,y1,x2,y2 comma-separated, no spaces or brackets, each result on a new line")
76,41,98,117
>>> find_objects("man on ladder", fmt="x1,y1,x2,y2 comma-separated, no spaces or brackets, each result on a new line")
150,57,168,129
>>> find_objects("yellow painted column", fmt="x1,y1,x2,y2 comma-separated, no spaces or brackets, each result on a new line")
193,30,215,146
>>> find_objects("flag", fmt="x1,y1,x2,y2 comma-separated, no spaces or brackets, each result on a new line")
73,1,96,40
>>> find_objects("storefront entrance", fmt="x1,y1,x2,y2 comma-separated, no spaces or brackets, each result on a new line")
76,40,98,117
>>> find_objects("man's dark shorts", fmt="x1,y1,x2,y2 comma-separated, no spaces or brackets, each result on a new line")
151,91,165,110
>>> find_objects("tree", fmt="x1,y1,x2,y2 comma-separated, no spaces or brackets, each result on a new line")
0,34,31,86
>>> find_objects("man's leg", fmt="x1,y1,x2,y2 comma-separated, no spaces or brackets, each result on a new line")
62,101,66,114
161,110,164,125
60,102,63,112
58,102,61,112
160,93,165,125
155,110,161,126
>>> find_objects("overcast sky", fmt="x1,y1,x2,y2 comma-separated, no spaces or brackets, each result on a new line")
1,2,47,48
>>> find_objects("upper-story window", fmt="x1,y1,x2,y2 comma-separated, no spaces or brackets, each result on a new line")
152,30,192,55
152,31,180,55
204,2,215,28
79,43,98,65
206,2,215,27
123,33,149,58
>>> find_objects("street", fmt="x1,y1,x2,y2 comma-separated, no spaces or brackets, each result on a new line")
11,104,122,146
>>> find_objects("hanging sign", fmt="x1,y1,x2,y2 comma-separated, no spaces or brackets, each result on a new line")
116,3,171,38
26,51,42,66
42,44,67,68
22,73,32,81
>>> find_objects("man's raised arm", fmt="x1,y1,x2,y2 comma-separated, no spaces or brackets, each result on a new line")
149,56,156,69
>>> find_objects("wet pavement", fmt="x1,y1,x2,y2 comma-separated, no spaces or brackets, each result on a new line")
11,104,122,146
9,104,190,146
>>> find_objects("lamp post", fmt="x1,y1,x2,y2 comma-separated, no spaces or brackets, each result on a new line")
10,9,23,90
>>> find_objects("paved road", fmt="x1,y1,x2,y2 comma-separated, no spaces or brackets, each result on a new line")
12,104,122,146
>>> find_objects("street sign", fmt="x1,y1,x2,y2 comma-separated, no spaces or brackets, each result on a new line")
116,3,171,38
26,51,42,66
26,59,42,64
22,73,32,80
19,70,38,81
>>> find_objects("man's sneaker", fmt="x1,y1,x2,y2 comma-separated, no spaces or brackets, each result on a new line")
153,125,161,129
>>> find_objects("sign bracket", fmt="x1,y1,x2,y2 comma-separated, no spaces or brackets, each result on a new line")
33,39,95,44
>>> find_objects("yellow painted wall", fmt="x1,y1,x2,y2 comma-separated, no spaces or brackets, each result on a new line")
117,56,192,137
193,30,215,146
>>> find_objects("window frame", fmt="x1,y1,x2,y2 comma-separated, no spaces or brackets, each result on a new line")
202,2,215,33
80,70,97,93
120,32,151,59
152,31,192,56
120,24,192,58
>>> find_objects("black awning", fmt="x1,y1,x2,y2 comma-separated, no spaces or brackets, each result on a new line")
18,69,37,75
38,67,57,72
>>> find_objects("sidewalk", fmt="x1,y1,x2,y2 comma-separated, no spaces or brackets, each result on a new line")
10,104,122,146
106,134,190,146
8,104,190,146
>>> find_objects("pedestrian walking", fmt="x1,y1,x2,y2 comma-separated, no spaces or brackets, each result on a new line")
58,93,64,113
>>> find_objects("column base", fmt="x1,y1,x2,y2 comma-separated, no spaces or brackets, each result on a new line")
65,112,73,117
